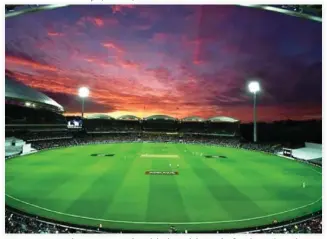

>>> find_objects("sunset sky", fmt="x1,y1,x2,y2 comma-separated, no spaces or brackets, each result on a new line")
5,5,322,122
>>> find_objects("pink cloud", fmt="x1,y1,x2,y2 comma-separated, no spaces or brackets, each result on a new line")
147,67,171,80
101,42,124,53
77,16,117,28
111,5,135,14
119,59,140,69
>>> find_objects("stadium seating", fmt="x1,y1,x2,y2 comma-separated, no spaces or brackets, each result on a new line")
180,121,206,133
142,115,179,132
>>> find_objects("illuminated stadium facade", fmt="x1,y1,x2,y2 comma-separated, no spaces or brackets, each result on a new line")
5,76,67,133
83,114,240,136
5,76,64,113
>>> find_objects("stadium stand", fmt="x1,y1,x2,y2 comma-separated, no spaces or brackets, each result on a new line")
84,115,142,133
83,115,115,132
82,114,241,136
113,115,141,132
5,208,321,234
5,76,69,156
5,76,67,133
180,116,206,133
142,115,179,132
5,76,64,112
206,116,240,136
5,77,322,234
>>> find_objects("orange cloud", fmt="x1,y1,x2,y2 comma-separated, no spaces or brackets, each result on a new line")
94,17,104,27
6,71,78,96
6,56,58,72
47,31,64,37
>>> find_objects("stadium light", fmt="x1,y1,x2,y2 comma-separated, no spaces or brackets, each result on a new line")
78,87,89,118
248,81,260,143
248,81,260,94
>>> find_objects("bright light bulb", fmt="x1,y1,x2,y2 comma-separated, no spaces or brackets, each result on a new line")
78,87,89,98
248,81,260,93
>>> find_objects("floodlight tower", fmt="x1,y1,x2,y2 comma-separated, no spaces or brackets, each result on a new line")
78,87,89,118
248,81,260,143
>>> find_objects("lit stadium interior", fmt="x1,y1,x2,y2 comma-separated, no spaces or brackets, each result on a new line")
5,4,322,234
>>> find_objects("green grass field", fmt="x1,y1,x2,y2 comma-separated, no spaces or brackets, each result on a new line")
5,142,322,232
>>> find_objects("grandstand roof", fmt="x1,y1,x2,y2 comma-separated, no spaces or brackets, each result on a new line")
181,116,205,122
5,76,64,112
117,115,140,120
207,116,240,123
144,115,177,121
85,114,114,120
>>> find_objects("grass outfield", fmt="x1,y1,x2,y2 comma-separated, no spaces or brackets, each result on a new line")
5,142,322,232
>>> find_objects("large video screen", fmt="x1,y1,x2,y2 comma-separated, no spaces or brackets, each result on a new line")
67,119,82,128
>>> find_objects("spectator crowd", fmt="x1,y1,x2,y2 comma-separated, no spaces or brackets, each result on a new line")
25,133,282,155
5,209,95,234
6,209,322,234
